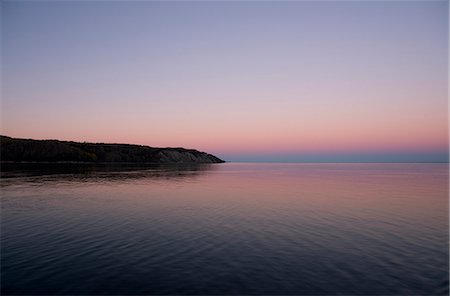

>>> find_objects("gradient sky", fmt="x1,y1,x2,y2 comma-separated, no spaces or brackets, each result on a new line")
2,0,449,162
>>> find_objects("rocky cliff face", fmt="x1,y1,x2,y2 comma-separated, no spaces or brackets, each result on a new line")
0,135,225,164
156,149,223,163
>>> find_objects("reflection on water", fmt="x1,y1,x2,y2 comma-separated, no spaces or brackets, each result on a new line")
1,163,216,184
1,163,449,295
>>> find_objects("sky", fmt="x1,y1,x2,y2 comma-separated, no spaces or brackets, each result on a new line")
1,0,449,162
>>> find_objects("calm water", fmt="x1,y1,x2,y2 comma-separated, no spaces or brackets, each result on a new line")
1,163,448,295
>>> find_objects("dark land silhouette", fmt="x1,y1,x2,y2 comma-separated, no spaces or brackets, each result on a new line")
0,135,224,163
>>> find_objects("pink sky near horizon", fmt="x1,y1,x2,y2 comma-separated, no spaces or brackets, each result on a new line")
3,103,447,156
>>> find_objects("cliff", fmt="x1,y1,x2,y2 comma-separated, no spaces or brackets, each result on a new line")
0,136,225,164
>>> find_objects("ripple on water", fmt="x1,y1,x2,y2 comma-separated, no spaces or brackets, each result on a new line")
1,163,448,295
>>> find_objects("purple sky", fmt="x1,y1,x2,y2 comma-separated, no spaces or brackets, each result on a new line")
2,0,448,162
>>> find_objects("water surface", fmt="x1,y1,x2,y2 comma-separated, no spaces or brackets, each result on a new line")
1,163,448,295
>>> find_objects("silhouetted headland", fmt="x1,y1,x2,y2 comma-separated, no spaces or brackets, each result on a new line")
0,135,225,164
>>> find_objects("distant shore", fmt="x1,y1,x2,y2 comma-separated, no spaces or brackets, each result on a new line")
0,136,225,164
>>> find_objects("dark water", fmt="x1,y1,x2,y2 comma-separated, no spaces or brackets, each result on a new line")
1,163,448,295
